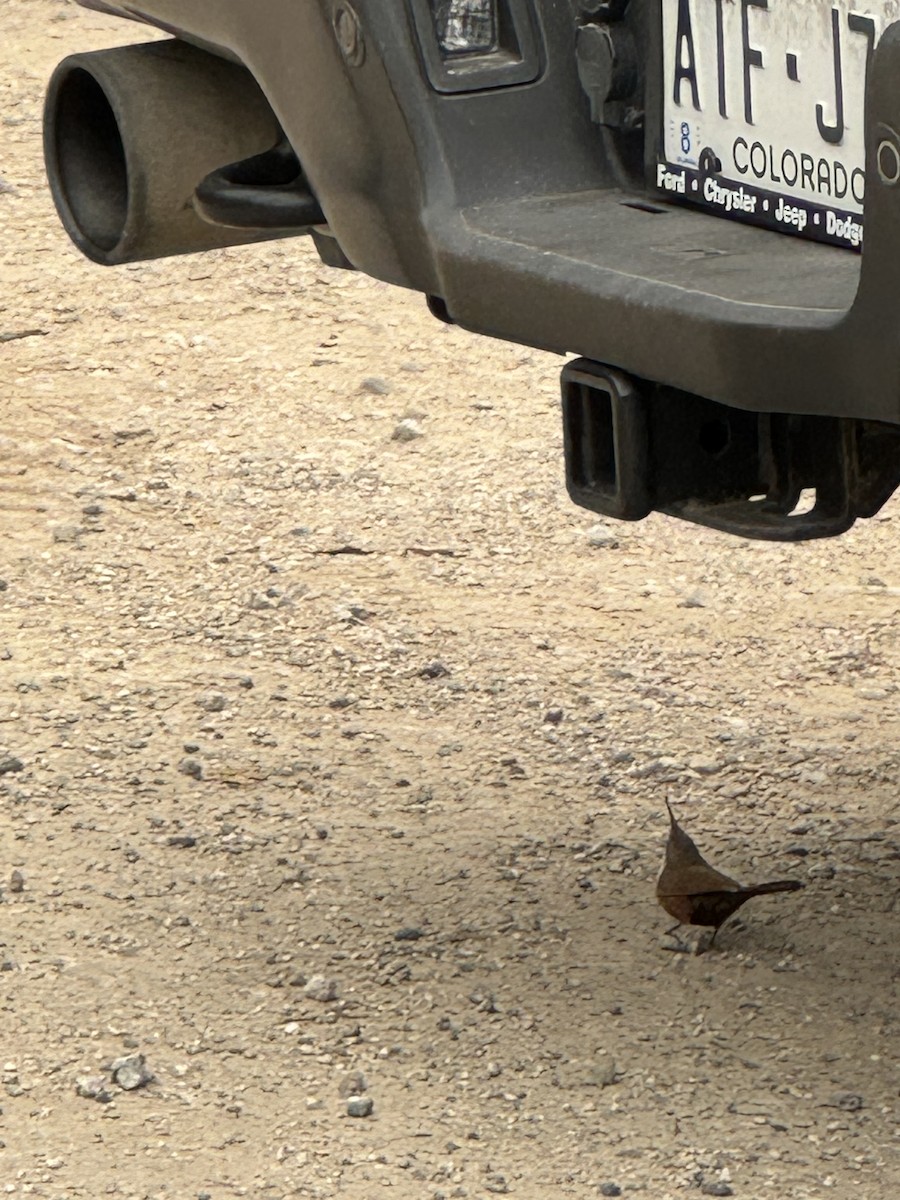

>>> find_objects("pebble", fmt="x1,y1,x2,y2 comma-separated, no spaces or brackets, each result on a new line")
419,661,449,679
8,870,24,894
110,1054,153,1091
701,1183,733,1197
599,1186,621,1197
304,975,339,1002
798,768,828,786
196,690,227,712
591,1055,618,1087
75,1075,112,1103
829,1091,864,1111
807,863,835,880
688,756,720,775
249,591,284,611
346,1095,373,1117
680,589,708,609
51,524,83,544
587,523,619,549
544,709,564,725
177,758,203,780
167,835,197,849
337,1070,367,1098
361,376,391,395
0,756,23,776
394,927,424,941
392,418,422,442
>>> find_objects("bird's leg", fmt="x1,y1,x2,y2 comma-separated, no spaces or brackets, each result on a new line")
661,921,692,953
708,920,728,948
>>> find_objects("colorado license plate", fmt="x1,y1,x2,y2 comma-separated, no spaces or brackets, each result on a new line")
658,0,900,249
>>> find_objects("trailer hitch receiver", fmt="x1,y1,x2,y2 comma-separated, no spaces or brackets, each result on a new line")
561,359,900,541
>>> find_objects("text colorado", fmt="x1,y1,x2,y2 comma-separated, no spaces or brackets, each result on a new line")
733,137,865,206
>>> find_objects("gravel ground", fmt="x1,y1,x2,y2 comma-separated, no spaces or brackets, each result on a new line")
1,4,898,1198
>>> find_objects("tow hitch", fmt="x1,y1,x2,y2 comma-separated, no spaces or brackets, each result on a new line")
561,359,900,541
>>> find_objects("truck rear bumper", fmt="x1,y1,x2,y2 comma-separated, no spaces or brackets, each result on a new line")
60,2,900,428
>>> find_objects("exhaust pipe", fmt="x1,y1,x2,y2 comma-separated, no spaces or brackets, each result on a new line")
43,39,311,265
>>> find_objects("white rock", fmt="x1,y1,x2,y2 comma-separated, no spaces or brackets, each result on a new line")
303,975,338,1002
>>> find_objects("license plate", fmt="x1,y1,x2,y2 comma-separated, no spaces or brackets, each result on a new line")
657,0,900,249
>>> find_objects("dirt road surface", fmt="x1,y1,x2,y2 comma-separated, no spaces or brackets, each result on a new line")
1,5,897,1198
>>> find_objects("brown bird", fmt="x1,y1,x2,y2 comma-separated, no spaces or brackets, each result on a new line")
657,800,805,947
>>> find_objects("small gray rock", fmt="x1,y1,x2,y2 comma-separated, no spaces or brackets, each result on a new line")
196,691,227,713
600,1186,621,1198
177,758,203,780
52,524,83,544
75,1075,112,1103
830,1091,864,1111
681,589,708,609
338,1070,367,1098
361,376,391,395
394,927,424,941
587,523,619,548
484,1175,509,1195
419,661,449,679
8,870,24,894
110,1054,153,1091
688,756,720,775
591,1054,618,1087
807,863,836,880
304,975,339,1002
392,418,422,442
346,1094,373,1117
701,1183,733,1197
0,756,23,776
166,834,197,849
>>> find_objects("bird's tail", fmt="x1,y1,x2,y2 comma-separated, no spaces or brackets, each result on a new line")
744,879,805,896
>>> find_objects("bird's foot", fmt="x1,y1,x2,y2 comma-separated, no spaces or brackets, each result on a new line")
659,933,692,954
694,929,717,955
660,929,718,955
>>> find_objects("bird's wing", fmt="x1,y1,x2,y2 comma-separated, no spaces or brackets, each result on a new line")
657,862,742,896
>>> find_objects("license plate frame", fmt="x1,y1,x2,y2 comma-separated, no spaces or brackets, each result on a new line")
654,0,900,249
